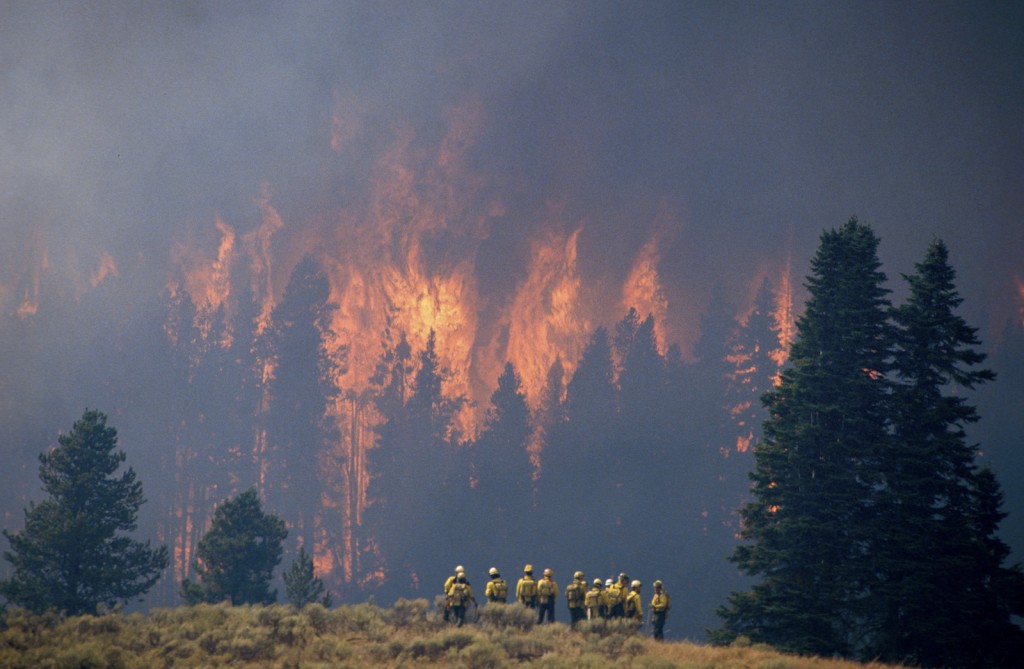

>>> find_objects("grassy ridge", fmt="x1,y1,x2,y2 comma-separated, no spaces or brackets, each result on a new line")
0,600,904,669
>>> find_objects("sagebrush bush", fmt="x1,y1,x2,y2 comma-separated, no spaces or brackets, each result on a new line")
455,636,510,669
386,597,431,628
477,602,537,631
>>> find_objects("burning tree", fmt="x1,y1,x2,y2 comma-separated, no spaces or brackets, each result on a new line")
0,410,169,615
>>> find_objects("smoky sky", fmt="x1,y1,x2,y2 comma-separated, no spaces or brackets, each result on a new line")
4,1,1022,325
2,1,1023,566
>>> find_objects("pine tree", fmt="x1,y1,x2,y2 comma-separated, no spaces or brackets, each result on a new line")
874,238,1024,666
713,218,893,656
0,410,169,615
283,547,332,608
264,255,343,554
181,488,287,605
471,362,533,553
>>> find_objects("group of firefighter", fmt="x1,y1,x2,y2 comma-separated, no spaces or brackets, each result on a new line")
443,563,672,640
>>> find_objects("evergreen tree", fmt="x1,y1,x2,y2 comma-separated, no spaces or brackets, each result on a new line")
713,219,893,656
181,488,287,605
264,256,343,553
874,239,1024,666
540,326,618,552
0,410,169,615
283,546,332,608
367,329,464,593
470,362,533,556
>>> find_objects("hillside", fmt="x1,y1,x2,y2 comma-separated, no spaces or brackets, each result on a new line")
0,600,905,669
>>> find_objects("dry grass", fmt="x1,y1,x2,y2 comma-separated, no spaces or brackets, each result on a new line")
0,601,906,669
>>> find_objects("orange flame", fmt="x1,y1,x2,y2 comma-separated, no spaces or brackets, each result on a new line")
622,232,669,353
494,224,589,409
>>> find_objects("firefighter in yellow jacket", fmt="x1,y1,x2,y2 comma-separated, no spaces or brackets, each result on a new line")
624,580,643,626
484,567,508,603
447,573,476,626
537,568,559,623
584,578,609,620
650,579,671,640
443,565,465,622
516,564,538,608
565,571,587,626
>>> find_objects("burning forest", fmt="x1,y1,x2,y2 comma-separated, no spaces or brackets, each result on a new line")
2,2,1023,641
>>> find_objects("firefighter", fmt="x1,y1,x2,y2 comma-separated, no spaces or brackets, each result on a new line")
447,573,477,626
484,567,508,603
516,564,538,608
624,580,643,627
565,570,587,626
606,573,628,618
537,568,559,623
650,579,671,640
584,578,608,620
443,565,465,622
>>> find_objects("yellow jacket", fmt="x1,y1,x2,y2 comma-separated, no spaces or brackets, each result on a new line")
625,590,643,621
537,576,559,603
651,590,671,613
516,575,538,604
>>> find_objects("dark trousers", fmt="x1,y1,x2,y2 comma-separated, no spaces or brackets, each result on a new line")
538,599,555,623
569,606,585,626
652,611,667,640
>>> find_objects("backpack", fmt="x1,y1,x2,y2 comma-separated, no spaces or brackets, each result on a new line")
490,579,508,600
584,589,601,609
519,577,537,602
566,582,584,607
537,578,555,602
606,584,623,607
449,582,468,606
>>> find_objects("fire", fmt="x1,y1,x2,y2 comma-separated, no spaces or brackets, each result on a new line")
771,255,795,372
495,224,589,409
622,232,669,353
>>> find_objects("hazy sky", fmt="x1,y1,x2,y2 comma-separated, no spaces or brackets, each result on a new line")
3,1,1021,327
2,0,1023,560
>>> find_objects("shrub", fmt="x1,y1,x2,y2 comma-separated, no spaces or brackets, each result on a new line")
478,603,536,631
303,602,332,634
386,597,431,628
456,637,510,669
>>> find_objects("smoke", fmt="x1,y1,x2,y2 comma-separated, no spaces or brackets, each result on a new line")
2,0,1023,632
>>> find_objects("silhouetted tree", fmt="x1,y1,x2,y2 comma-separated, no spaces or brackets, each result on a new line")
871,239,1024,666
368,329,464,593
0,410,169,614
470,362,533,557
264,255,343,553
540,326,618,552
283,546,332,608
714,219,893,656
181,488,287,605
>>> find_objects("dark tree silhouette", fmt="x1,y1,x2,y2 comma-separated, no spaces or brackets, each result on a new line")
368,330,464,594
181,488,287,605
469,362,533,559
714,218,894,656
263,255,343,555
0,410,169,614
540,326,618,552
872,238,1024,666
283,546,332,608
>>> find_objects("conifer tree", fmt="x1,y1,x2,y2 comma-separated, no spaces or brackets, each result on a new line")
283,546,332,608
713,219,893,656
0,410,169,614
471,362,533,554
181,488,287,605
874,239,1024,666
264,255,343,554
